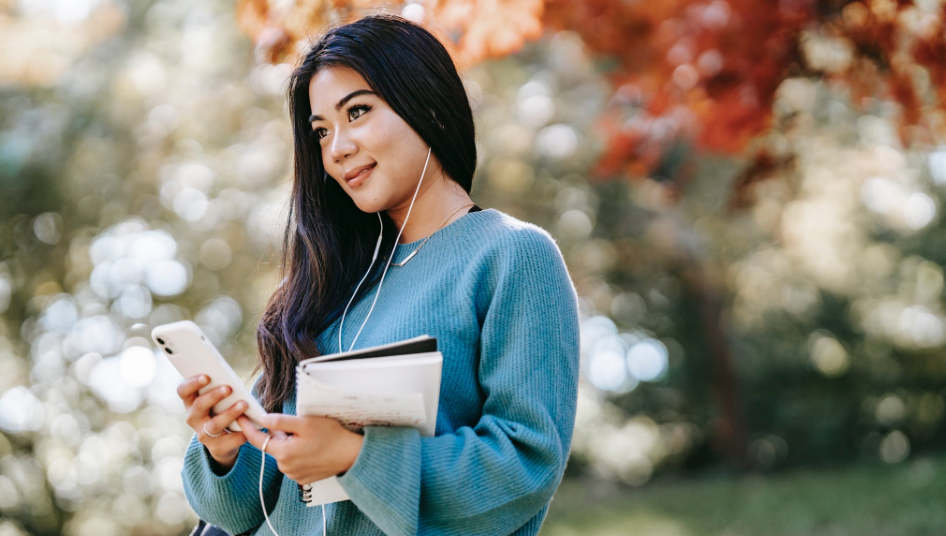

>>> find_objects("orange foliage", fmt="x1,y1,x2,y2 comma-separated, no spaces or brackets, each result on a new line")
910,4,946,121
235,0,543,68
425,0,544,68
544,0,812,183
237,0,946,193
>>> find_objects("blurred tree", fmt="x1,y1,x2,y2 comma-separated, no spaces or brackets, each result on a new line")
236,0,946,469
238,0,946,185
2,0,946,534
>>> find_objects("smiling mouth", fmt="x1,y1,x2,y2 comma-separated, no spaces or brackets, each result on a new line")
347,163,376,185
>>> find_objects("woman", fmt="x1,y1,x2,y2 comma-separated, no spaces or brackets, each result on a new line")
176,13,579,536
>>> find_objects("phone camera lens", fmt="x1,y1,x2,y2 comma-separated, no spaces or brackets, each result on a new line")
156,337,165,345
164,347,174,355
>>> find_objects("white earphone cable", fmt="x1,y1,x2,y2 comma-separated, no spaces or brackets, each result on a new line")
259,146,433,536
338,211,383,355
260,434,327,535
260,435,278,536
338,146,432,353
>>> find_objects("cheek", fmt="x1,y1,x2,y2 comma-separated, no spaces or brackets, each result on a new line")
321,148,346,184
320,145,332,172
350,119,391,152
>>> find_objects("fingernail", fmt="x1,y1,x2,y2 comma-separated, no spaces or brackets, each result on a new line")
238,401,247,409
200,375,209,383
219,386,229,394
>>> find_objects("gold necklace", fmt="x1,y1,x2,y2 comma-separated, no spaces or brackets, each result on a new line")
391,202,476,267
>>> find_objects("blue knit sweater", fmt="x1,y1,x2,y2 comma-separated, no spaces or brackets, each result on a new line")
180,208,581,536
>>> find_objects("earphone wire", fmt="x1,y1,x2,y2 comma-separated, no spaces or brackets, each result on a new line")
263,147,432,535
338,146,432,354
260,435,278,536
337,211,384,354
260,435,326,535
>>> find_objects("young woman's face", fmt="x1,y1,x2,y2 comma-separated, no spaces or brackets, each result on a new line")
308,66,437,214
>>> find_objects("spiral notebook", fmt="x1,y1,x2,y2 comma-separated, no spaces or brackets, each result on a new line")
294,335,442,506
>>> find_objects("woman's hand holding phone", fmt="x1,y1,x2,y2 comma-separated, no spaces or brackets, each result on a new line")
177,374,249,471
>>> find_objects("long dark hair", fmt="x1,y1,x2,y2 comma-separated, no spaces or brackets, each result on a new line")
253,14,477,412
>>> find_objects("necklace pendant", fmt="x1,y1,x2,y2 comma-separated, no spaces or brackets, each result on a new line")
394,250,417,267
392,203,475,267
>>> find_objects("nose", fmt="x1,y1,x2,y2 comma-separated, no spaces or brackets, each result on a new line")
329,126,358,164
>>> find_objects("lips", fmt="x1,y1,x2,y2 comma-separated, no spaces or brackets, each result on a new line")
345,163,376,182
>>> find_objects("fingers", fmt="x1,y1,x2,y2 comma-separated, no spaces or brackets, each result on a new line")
176,375,209,407
261,413,305,434
202,419,244,444
201,417,228,438
192,385,231,416
207,400,248,434
237,416,290,454
238,416,270,450
184,385,231,429
200,424,247,462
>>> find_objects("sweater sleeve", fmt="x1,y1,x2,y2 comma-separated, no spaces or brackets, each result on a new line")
336,228,581,536
180,377,284,535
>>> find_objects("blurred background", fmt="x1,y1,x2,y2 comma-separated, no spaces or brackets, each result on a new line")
2,0,946,534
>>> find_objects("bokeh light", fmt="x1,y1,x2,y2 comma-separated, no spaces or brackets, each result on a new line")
3,0,946,534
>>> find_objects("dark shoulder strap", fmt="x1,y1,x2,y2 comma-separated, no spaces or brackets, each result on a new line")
468,204,483,213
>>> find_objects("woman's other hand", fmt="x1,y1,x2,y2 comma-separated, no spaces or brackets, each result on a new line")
236,414,364,484
177,375,249,471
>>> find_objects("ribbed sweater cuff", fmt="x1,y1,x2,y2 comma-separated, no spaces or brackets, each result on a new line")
337,426,422,536
182,436,281,534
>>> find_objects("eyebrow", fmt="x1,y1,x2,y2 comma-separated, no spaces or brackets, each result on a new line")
308,89,377,123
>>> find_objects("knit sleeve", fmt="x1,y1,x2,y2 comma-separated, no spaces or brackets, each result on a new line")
180,378,283,535
336,228,581,536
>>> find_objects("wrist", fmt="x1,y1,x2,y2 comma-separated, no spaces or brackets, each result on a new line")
336,429,364,476
208,448,238,474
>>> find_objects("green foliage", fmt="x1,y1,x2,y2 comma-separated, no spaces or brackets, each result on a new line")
542,453,946,536
1,1,946,534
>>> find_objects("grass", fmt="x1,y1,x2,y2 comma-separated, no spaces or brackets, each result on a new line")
540,453,946,536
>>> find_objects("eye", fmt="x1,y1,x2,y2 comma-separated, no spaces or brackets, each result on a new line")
309,104,372,142
348,104,371,121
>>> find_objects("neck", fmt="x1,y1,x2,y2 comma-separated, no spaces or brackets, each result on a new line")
386,170,474,244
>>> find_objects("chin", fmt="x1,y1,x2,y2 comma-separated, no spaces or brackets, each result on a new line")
348,191,390,214
352,200,385,214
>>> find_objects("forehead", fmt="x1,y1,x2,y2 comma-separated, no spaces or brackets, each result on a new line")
308,66,371,110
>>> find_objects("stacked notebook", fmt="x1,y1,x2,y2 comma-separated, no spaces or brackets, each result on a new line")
294,335,442,506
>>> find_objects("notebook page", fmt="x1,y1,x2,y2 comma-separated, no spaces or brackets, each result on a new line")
296,374,427,433
302,354,441,437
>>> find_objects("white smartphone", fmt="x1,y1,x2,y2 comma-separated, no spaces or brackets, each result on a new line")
151,320,265,432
